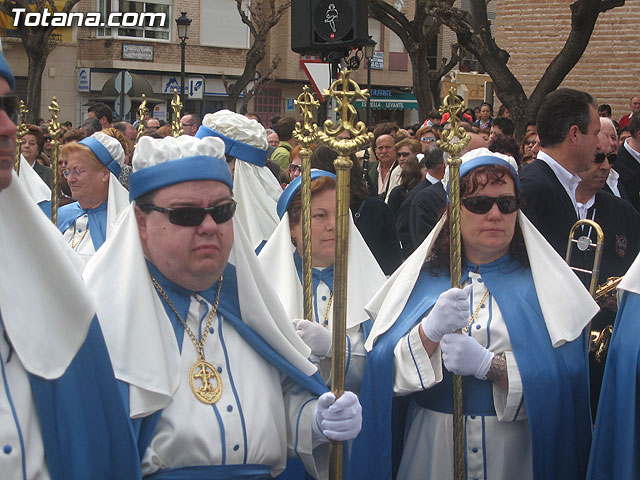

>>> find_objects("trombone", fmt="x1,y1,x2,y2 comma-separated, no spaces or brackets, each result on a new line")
565,219,612,362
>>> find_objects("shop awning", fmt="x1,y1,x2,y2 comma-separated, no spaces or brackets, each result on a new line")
354,92,418,110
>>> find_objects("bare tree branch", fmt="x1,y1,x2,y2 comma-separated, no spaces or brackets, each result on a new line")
226,0,290,113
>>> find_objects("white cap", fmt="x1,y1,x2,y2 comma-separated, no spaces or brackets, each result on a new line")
202,109,268,151
132,134,226,171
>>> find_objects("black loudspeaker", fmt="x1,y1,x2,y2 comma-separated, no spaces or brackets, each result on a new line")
291,0,368,55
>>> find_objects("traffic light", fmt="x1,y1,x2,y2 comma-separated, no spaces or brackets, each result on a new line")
291,0,368,55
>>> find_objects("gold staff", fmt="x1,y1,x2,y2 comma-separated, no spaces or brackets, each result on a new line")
136,94,148,144
14,100,28,174
317,68,373,480
48,97,63,226
171,89,183,137
437,87,470,480
293,85,320,323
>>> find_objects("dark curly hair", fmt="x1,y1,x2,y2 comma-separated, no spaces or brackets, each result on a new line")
427,164,528,272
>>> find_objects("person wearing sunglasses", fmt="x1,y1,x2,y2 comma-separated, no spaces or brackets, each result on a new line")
83,134,362,479
0,51,141,480
196,110,281,253
575,145,640,418
352,149,597,480
56,130,129,265
385,138,423,203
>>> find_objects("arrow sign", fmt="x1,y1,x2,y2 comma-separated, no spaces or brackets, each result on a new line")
300,59,331,102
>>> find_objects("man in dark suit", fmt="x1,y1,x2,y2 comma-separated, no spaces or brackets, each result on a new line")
575,145,640,416
614,112,640,212
519,88,601,257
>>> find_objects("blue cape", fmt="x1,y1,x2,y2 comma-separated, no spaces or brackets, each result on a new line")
351,255,591,479
587,290,640,479
25,317,141,479
57,201,108,250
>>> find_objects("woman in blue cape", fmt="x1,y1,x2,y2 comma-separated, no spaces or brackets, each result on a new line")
352,148,598,479
587,252,640,479
57,129,130,264
259,170,386,393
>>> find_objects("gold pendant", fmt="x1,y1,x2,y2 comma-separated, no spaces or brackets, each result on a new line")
189,359,222,404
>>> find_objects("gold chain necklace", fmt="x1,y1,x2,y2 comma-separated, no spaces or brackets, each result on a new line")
321,291,334,328
463,289,490,334
151,275,224,404
70,223,90,249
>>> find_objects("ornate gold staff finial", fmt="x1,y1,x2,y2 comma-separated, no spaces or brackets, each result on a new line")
316,68,373,480
293,85,320,325
136,94,148,144
48,97,63,226
171,89,183,137
437,86,471,480
15,100,28,175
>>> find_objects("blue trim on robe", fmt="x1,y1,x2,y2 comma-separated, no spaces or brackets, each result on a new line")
38,200,51,219
145,464,271,479
351,254,591,480
587,290,640,479
132,261,328,462
57,201,108,250
28,317,141,480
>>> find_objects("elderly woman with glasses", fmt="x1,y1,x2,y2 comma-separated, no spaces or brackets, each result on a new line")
352,148,598,480
57,130,130,264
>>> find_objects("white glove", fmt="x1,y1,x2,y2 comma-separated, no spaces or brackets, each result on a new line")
421,285,471,342
293,319,332,358
313,391,362,442
441,333,494,380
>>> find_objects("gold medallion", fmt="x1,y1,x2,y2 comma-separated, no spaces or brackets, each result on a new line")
189,359,222,404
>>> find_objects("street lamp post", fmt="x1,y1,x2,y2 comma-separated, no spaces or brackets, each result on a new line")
176,12,192,106
364,36,376,126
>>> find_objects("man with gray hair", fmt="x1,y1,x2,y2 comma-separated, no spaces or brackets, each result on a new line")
81,116,102,136
180,113,201,136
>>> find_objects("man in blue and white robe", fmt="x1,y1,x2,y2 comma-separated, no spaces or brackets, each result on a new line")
83,134,362,479
0,52,139,480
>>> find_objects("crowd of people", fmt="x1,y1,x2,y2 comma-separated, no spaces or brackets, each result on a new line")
3,46,640,479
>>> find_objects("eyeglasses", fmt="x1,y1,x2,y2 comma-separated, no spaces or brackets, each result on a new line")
397,151,412,158
62,168,88,178
288,163,301,172
140,201,237,226
421,136,437,143
0,94,19,124
182,123,194,127
524,139,538,146
594,152,616,164
462,195,520,215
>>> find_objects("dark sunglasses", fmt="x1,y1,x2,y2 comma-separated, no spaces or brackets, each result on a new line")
0,94,20,124
462,195,520,215
397,151,412,158
594,152,616,164
141,201,237,226
288,163,301,172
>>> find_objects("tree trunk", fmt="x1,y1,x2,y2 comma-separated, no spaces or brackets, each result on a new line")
410,49,434,122
25,44,48,123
